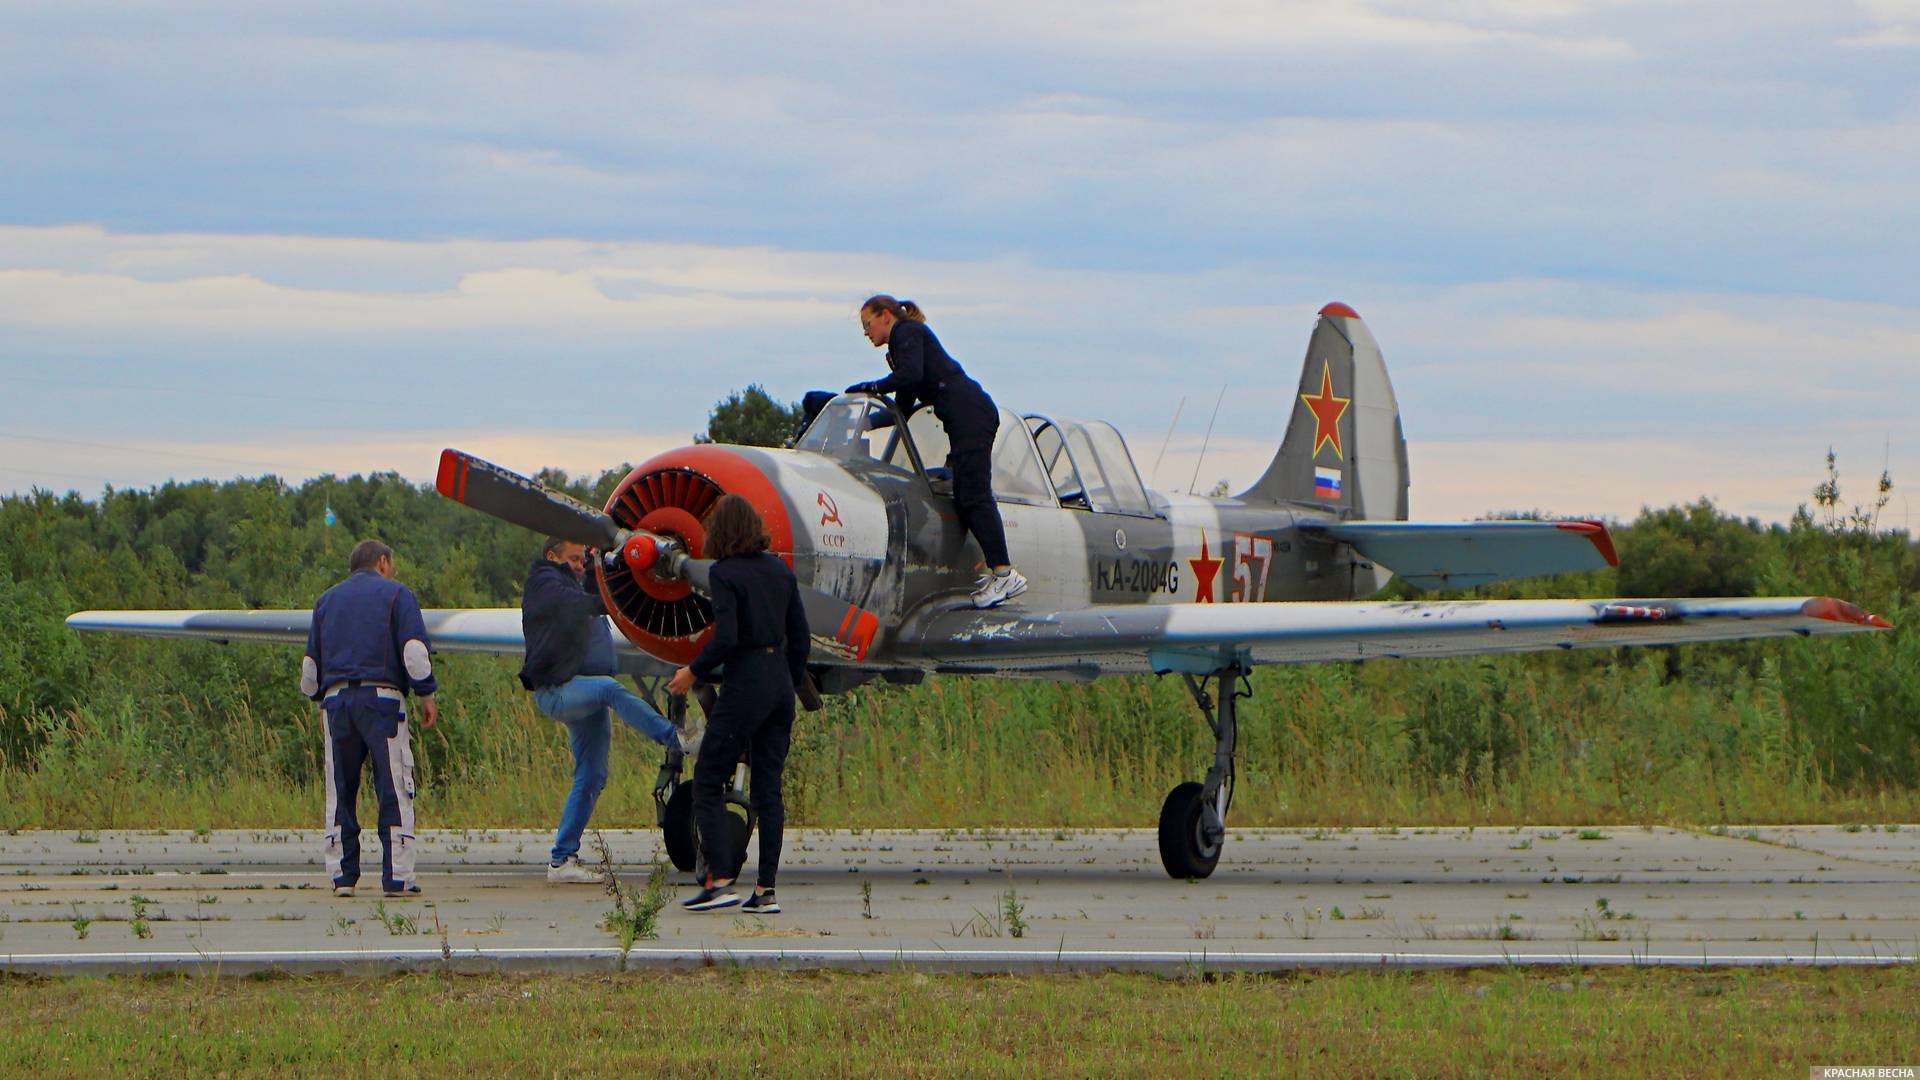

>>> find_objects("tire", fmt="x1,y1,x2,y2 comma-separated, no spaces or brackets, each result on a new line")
1157,781,1221,879
661,782,697,872
720,808,752,881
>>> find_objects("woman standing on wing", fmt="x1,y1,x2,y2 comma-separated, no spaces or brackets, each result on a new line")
848,294,1027,608
667,494,811,914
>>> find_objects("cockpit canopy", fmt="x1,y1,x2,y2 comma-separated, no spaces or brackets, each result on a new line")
795,394,1158,517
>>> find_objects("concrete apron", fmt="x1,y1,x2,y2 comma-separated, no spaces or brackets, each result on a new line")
2,825,1916,974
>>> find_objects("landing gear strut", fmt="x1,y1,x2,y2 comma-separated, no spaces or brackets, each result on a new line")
1157,664,1247,879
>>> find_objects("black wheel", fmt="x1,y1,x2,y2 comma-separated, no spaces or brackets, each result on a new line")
683,801,753,881
661,781,697,872
1157,781,1221,879
719,807,752,881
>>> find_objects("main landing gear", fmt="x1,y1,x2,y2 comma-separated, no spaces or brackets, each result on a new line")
650,684,752,880
1157,664,1248,879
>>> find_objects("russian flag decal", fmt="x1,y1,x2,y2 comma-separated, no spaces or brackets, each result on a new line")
1314,466,1342,499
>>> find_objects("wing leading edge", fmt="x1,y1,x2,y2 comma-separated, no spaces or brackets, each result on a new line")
897,596,1891,675
63,609,678,677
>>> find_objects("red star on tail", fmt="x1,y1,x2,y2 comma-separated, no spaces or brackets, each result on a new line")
1299,360,1351,460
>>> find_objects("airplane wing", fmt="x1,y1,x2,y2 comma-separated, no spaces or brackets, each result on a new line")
896,596,1891,676
1303,520,1617,590
62,609,680,678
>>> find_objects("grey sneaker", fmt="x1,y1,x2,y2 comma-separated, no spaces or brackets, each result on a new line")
742,889,780,915
971,567,1029,609
682,881,741,911
547,856,605,885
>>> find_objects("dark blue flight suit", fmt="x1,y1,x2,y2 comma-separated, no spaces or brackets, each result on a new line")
302,569,437,892
688,552,811,888
849,317,1010,567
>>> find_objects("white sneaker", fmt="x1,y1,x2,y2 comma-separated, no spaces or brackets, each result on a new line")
971,567,1029,609
547,856,606,885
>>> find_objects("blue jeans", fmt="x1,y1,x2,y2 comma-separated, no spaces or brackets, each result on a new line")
533,675,675,865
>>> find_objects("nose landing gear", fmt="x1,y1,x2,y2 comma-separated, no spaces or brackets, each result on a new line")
1156,664,1247,879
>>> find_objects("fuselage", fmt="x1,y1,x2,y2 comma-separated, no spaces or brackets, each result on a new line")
595,394,1390,672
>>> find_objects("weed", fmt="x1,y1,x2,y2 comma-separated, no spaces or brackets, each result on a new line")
70,904,92,940
1001,883,1027,939
127,894,153,940
861,879,874,920
372,902,418,936
600,840,671,969
1281,908,1322,940
1577,830,1608,841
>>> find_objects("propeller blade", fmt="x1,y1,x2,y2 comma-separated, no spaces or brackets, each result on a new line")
436,448,621,550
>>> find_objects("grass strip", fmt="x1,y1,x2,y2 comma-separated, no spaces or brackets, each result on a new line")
1,966,1915,1076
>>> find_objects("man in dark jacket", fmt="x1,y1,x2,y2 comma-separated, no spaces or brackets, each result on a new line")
521,535,693,883
302,539,439,899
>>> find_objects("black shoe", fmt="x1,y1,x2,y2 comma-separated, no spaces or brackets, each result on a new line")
742,890,780,915
682,882,741,911
382,882,422,898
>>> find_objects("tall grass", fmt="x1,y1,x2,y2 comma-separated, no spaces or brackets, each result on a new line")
5,640,1916,831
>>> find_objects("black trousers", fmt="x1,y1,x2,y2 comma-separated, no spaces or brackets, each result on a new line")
692,651,796,889
947,446,1010,568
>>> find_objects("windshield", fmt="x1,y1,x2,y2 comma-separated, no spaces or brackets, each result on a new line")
794,396,904,466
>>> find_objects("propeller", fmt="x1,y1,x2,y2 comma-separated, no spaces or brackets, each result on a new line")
436,448,622,550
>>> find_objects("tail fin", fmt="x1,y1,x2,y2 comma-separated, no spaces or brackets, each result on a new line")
1239,302,1408,521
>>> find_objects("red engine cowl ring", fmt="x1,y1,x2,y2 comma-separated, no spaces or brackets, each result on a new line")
596,446,795,665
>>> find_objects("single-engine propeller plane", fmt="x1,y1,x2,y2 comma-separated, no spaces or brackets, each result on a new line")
69,303,1892,879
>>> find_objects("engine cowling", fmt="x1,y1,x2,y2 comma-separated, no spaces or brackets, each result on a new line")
596,445,795,664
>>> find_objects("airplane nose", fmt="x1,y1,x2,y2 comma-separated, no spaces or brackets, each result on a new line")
598,445,795,663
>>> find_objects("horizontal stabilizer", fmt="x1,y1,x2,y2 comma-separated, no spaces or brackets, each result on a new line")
1300,520,1618,591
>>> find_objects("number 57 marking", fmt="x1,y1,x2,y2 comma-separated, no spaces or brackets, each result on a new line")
1230,533,1273,603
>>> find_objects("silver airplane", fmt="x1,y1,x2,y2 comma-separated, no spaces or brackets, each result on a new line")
70,303,1892,879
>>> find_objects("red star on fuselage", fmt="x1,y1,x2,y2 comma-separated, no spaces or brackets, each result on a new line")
1188,530,1223,604
1299,360,1351,460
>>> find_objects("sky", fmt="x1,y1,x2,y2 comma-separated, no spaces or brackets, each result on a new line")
2,1,1916,528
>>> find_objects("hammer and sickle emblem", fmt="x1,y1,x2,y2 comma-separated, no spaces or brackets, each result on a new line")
817,491,842,527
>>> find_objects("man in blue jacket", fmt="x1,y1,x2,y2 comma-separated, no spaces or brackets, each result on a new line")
522,536,696,884
302,539,439,899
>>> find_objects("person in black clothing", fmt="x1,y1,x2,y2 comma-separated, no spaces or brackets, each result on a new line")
848,294,1027,608
521,536,692,884
667,494,810,913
